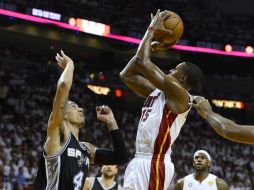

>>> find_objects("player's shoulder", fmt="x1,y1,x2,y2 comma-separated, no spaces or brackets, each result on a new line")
216,177,229,190
86,176,95,182
176,177,185,184
80,142,96,152
84,177,96,190
174,177,185,190
80,141,97,163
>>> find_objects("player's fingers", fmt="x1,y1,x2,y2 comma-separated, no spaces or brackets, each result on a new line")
60,50,66,57
189,102,198,109
96,106,102,112
56,53,64,61
193,96,203,102
155,9,160,17
106,106,112,113
55,56,60,62
162,29,173,34
160,10,168,17
151,13,154,20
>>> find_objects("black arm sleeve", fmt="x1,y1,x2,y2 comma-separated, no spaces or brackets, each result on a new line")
94,129,129,165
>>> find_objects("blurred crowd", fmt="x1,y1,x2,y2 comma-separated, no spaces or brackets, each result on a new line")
0,46,253,190
1,0,254,48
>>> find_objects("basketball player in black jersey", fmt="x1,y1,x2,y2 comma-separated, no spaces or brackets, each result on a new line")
33,51,128,190
83,165,124,190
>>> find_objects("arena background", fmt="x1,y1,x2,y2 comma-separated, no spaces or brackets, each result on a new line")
0,0,254,189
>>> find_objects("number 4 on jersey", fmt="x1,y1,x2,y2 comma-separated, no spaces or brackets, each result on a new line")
73,171,84,190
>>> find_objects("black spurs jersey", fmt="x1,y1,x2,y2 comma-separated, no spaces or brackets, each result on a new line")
44,133,90,190
91,177,119,190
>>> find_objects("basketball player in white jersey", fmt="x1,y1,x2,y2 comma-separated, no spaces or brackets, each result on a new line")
191,96,254,144
120,10,203,190
174,150,229,190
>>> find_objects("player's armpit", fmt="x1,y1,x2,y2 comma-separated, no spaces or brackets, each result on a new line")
164,76,189,113
216,177,229,190
121,74,155,98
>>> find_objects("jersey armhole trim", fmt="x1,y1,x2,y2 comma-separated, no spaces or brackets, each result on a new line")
44,132,71,159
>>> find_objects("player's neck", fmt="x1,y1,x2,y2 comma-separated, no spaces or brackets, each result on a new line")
100,176,115,187
68,124,79,140
194,171,209,183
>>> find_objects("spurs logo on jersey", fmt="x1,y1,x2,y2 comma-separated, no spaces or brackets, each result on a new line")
183,174,218,190
136,89,192,155
67,148,89,167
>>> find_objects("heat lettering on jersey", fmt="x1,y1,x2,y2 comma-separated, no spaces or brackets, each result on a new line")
143,92,161,108
140,92,161,123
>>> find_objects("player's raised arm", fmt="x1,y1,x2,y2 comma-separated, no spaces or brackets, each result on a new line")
120,55,156,98
45,50,74,155
192,96,254,144
133,10,189,113
82,105,129,165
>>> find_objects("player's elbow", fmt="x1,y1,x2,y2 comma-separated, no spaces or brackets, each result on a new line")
57,81,70,90
119,71,133,85
119,71,127,81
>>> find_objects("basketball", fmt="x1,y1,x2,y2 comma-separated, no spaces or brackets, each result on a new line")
154,11,184,46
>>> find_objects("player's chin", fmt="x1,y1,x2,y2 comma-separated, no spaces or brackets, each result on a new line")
194,165,204,170
79,119,85,127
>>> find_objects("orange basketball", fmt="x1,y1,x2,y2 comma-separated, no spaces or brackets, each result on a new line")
154,11,184,46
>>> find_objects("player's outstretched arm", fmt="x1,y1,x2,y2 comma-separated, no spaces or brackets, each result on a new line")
82,106,129,165
120,55,155,98
45,50,74,155
134,10,189,113
192,96,254,144
174,179,184,190
216,177,229,190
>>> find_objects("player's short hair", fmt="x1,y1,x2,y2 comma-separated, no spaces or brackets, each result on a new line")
182,62,203,90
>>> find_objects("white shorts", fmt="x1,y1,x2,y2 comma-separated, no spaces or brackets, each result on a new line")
124,153,174,190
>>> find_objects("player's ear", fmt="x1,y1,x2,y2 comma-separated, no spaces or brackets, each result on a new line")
179,74,187,84
208,160,212,167
63,113,67,120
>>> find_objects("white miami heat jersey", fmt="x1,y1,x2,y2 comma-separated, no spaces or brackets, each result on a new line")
135,89,191,155
183,173,218,190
